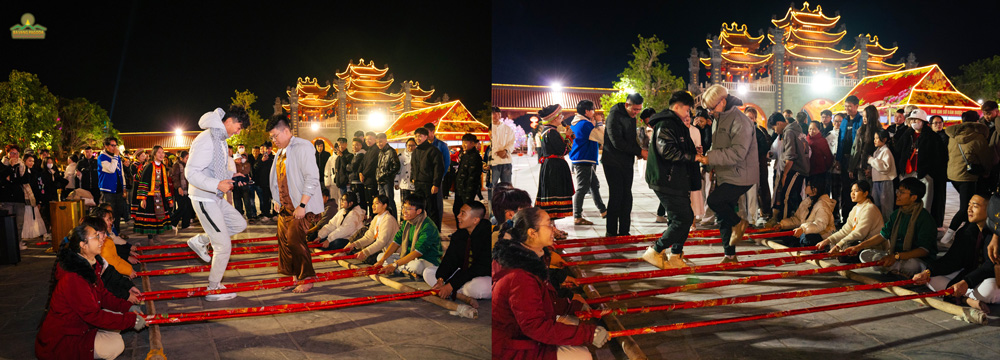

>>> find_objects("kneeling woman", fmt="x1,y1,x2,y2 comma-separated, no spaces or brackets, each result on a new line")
36,217,146,360
773,176,836,247
493,207,608,360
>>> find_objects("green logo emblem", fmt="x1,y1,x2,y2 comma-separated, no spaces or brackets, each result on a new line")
10,13,46,39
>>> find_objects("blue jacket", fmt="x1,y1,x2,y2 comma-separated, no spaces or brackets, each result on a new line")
837,112,862,162
569,114,599,164
97,151,124,193
432,138,450,181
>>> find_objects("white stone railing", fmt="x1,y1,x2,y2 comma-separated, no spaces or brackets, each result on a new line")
783,75,859,87
719,81,776,93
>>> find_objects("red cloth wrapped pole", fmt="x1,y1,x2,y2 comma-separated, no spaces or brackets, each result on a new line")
573,250,844,286
607,287,954,338
135,249,350,277
580,269,903,320
553,230,791,250
138,266,382,301
138,242,323,262
586,261,876,305
145,290,436,325
555,228,768,245
565,245,817,267
135,236,278,251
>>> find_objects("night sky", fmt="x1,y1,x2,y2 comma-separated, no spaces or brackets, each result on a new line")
493,0,1000,89
1,1,490,132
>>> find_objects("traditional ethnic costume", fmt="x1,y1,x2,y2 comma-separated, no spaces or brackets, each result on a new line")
270,136,325,280
132,161,173,236
535,104,574,219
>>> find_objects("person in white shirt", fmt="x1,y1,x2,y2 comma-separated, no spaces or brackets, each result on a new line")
489,107,515,202
316,192,366,250
344,195,399,262
395,138,417,212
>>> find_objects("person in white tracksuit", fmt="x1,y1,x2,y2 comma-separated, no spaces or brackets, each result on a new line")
184,106,251,301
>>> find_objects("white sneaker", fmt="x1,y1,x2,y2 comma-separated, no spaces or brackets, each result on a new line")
187,234,211,263
205,284,237,301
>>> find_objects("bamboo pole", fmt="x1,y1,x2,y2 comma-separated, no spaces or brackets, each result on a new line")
568,264,647,360
760,239,988,325
138,252,166,360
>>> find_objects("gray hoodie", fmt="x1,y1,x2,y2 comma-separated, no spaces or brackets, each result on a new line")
185,108,235,202
780,121,810,175
705,102,759,186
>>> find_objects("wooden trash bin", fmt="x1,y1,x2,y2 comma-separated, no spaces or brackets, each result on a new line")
49,200,84,252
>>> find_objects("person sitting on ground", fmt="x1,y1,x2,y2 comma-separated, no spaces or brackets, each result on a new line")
315,192,366,250
306,188,339,242
492,207,609,360
424,201,491,309
845,177,937,276
35,217,146,360
491,183,532,246
773,175,836,247
817,181,885,254
92,208,137,278
378,195,443,277
343,194,399,264
913,193,998,313
98,202,138,262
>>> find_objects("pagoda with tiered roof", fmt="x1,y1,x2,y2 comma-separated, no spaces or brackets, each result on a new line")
770,2,860,76
838,34,905,77
283,77,335,121
700,22,773,82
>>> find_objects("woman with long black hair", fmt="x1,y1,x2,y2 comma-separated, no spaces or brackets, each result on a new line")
492,207,608,360
35,217,146,360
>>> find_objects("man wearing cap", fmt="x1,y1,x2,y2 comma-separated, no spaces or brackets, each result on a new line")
569,100,607,225
489,107,515,203
897,109,946,227
602,93,647,237
694,85,759,264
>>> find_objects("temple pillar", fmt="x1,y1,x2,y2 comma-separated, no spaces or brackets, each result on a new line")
336,78,348,139
709,35,722,85
688,47,701,94
855,34,868,79
770,27,785,113
403,81,413,113
289,87,299,137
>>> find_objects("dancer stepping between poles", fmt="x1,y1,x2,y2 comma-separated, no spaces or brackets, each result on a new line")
640,91,702,269
184,106,251,301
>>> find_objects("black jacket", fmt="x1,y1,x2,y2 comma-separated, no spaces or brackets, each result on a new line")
41,168,66,203
915,128,946,179
645,109,701,192
892,126,914,172
315,150,331,177
361,146,380,186
437,221,491,297
601,102,643,166
927,223,997,289
0,162,27,203
348,149,366,185
411,141,444,190
455,149,483,198
334,152,353,188
376,145,400,185
77,156,100,190
252,155,274,188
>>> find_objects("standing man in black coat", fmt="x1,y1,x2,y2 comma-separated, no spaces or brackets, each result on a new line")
253,143,275,221
602,93,647,237
314,139,331,181
77,146,101,203
410,127,445,229
640,91,699,269
359,132,380,218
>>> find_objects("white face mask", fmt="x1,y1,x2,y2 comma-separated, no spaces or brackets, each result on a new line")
47,164,54,169
911,120,923,131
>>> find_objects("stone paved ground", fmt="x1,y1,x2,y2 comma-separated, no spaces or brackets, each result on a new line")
1,193,490,360
511,154,1000,360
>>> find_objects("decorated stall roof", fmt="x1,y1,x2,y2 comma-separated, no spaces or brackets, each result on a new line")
384,100,489,143
827,65,981,119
